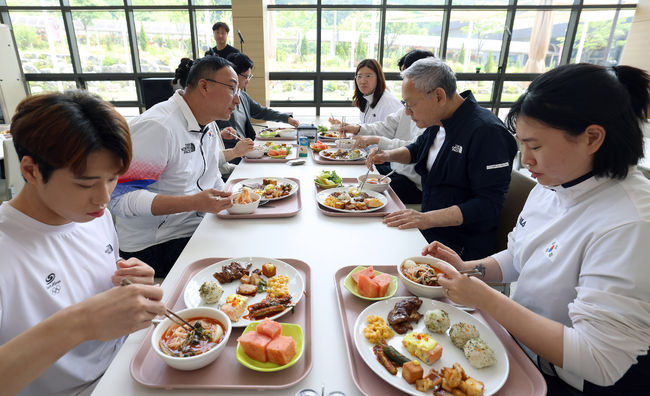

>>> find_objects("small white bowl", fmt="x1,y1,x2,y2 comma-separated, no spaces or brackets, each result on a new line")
278,128,297,138
358,173,391,193
245,147,265,159
398,256,446,299
227,191,261,214
335,138,355,150
151,307,232,370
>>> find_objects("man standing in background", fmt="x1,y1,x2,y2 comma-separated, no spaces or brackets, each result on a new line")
205,22,240,58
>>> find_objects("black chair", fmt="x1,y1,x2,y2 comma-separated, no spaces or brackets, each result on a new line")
141,78,174,110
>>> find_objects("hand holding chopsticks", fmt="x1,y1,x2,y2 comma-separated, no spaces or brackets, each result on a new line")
120,278,194,331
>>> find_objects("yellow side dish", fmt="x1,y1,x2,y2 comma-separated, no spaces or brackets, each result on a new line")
364,315,395,344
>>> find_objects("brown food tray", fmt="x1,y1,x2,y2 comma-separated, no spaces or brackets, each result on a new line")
217,177,302,219
334,265,546,396
130,257,312,390
316,178,405,217
311,149,367,165
244,149,298,163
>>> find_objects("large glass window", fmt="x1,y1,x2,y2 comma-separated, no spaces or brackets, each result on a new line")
86,80,138,102
29,81,77,94
72,11,133,73
507,9,570,73
269,80,314,101
321,9,381,72
448,10,507,73
133,10,192,73
268,9,317,72
570,9,635,66
383,10,443,73
10,11,73,74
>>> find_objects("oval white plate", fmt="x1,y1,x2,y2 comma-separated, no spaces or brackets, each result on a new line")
316,187,388,213
318,148,366,161
353,297,509,396
183,257,305,328
231,177,299,202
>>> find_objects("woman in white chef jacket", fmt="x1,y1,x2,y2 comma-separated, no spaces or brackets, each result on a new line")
423,63,650,395
332,59,401,125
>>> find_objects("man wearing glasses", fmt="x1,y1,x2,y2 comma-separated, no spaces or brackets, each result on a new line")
110,56,253,277
367,57,517,261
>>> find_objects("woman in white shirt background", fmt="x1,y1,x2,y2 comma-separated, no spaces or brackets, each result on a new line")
331,58,401,125
423,63,650,395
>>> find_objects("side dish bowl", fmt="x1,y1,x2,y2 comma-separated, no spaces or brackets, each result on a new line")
245,147,265,159
227,191,261,214
357,173,391,193
397,256,446,299
151,307,232,370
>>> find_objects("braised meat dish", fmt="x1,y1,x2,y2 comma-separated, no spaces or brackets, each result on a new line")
387,297,423,334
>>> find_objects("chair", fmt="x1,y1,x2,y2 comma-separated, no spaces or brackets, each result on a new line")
3,138,25,199
141,78,174,110
489,169,536,296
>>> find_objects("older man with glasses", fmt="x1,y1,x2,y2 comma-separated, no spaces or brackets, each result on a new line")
109,56,253,277
367,57,517,261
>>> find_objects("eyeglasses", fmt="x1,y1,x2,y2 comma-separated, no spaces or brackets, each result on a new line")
401,90,434,112
238,73,253,81
204,78,240,97
355,73,375,80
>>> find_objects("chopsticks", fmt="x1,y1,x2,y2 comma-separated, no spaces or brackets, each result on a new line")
459,268,483,277
119,278,194,331
358,166,371,192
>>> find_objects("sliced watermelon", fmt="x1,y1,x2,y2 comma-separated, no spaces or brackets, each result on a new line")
373,274,392,297
351,266,375,284
357,273,380,298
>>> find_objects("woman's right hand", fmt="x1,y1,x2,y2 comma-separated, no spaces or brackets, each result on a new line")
328,117,341,125
338,123,361,135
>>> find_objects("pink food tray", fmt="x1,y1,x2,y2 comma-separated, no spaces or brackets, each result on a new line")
334,265,546,396
311,150,367,165
244,149,298,163
316,178,405,217
130,257,312,390
217,177,302,219
255,134,296,141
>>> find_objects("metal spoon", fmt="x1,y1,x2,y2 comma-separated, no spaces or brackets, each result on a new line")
378,169,396,183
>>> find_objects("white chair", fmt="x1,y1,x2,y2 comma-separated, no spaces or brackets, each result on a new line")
3,138,24,199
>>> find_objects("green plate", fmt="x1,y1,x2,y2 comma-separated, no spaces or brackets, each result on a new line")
236,322,304,372
343,266,398,301
260,131,278,138
314,180,342,189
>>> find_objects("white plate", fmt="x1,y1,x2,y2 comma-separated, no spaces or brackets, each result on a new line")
319,148,366,161
316,187,388,213
353,297,509,396
183,257,305,328
231,177,299,202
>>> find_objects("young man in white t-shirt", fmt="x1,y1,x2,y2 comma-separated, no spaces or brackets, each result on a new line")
0,91,166,396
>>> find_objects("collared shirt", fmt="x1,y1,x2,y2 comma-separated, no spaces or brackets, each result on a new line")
109,90,224,251
360,89,402,124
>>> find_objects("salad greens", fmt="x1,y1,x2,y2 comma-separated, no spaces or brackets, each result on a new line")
317,125,329,133
315,170,342,187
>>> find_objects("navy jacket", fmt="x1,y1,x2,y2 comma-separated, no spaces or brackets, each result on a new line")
406,91,517,260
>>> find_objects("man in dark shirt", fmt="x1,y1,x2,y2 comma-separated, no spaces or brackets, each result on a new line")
204,22,240,59
367,58,517,260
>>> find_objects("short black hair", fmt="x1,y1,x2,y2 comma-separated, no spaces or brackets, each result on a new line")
398,49,435,70
172,57,193,88
178,56,233,89
506,63,649,180
226,52,254,75
212,22,229,33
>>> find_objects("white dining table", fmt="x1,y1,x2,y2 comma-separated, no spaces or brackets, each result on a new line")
92,127,428,396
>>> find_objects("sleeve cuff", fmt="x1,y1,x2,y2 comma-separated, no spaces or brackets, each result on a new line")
492,250,518,282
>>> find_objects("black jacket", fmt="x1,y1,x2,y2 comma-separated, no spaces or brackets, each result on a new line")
406,91,517,260
204,44,239,59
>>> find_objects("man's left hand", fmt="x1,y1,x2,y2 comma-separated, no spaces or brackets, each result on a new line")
383,209,431,230
112,257,156,286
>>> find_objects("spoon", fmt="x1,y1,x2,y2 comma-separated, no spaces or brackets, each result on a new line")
378,169,396,183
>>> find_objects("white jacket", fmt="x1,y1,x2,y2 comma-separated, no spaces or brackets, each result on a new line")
358,108,425,190
493,168,650,389
360,89,402,124
109,90,225,252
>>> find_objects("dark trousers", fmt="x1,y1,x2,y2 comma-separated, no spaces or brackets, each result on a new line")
119,236,191,278
375,163,422,205
543,348,650,395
